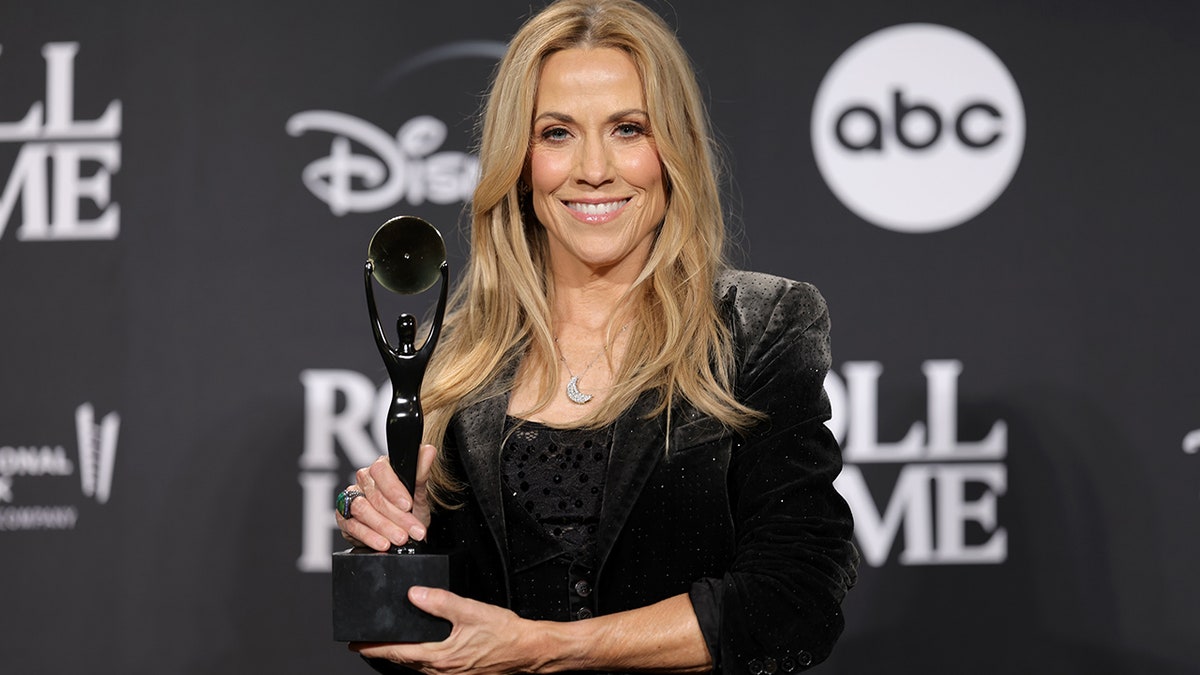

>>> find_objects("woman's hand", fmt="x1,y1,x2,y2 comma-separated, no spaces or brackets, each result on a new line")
352,590,711,675
352,587,548,675
336,443,437,550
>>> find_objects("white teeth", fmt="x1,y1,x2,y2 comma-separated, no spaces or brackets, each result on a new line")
567,199,628,215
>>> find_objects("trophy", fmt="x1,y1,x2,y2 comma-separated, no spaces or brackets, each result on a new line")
332,215,464,643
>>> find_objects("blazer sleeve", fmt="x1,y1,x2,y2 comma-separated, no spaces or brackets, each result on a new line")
691,277,858,674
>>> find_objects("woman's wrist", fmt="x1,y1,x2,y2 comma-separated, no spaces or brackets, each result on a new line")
510,595,710,674
525,618,591,674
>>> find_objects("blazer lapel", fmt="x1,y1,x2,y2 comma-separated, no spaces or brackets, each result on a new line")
452,365,517,566
594,390,666,574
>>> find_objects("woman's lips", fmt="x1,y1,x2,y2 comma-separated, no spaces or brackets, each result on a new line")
564,198,631,222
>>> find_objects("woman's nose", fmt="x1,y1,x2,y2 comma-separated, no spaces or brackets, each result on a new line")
574,136,614,187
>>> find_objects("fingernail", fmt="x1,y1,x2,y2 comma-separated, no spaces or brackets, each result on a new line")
410,586,428,602
411,525,426,540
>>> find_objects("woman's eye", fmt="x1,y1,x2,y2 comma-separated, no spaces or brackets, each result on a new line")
615,123,645,137
540,127,570,141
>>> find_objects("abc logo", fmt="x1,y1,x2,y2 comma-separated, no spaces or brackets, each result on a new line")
812,24,1025,233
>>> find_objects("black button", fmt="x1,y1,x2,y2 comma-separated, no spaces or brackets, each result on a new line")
575,607,593,620
573,580,592,597
762,657,777,674
748,659,764,675
797,651,813,667
780,656,796,672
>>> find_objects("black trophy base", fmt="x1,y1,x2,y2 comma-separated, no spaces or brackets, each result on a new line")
332,545,464,643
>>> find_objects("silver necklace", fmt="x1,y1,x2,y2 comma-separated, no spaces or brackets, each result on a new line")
555,323,630,404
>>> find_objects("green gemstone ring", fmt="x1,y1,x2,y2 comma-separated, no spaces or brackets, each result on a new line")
336,489,364,519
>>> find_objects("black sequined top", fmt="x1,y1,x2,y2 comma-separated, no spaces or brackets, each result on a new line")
500,415,614,621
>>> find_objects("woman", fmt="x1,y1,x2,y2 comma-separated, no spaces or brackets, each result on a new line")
335,1,858,672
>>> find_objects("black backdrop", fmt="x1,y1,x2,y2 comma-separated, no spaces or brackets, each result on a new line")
1,2,1197,673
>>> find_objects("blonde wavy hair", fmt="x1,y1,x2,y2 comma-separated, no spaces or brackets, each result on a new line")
422,0,760,504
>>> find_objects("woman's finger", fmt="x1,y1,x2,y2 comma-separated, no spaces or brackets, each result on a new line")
336,510,390,550
414,444,437,488
336,482,411,549
351,589,534,673
336,507,396,550
364,456,431,540
406,585,463,621
367,456,416,513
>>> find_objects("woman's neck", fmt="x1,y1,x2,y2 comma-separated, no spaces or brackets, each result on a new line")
548,262,641,332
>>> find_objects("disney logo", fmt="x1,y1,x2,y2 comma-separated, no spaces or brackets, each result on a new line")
286,111,479,215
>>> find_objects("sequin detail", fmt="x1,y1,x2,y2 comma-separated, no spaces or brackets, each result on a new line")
501,417,613,555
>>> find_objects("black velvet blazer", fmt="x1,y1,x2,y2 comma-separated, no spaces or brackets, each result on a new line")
431,270,858,674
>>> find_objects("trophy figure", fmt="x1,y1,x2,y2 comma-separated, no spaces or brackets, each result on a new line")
332,216,463,643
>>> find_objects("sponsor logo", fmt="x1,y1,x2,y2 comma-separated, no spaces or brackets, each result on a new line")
286,40,505,216
0,402,120,531
812,24,1024,233
828,360,1008,565
0,43,122,242
287,113,479,215
76,402,120,504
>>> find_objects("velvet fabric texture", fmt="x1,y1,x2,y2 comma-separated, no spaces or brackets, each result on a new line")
372,271,858,674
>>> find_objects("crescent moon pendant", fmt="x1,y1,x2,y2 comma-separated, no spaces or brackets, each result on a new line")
566,376,593,404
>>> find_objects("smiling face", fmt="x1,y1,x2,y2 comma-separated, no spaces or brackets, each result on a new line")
527,47,667,281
